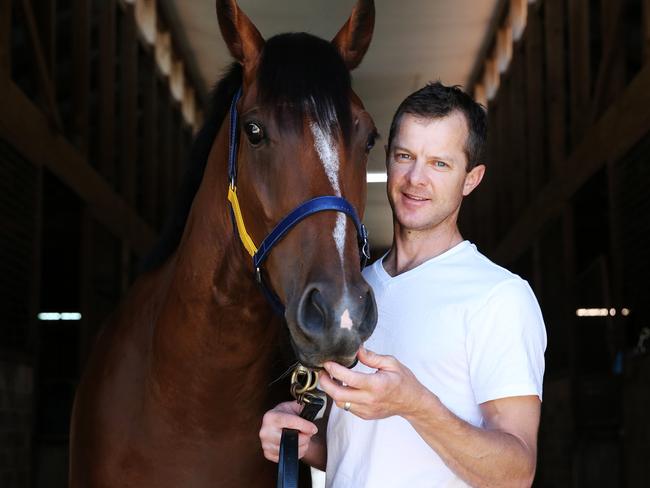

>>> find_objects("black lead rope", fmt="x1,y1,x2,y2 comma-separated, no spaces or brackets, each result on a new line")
278,367,325,488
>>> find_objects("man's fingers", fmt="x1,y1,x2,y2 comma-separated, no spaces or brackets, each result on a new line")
273,413,318,435
261,429,315,463
323,360,369,389
358,346,393,369
274,400,304,415
262,410,318,435
318,372,368,405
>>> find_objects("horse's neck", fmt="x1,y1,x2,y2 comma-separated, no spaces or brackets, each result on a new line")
149,128,280,418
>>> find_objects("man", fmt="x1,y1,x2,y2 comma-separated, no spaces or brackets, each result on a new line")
259,82,546,487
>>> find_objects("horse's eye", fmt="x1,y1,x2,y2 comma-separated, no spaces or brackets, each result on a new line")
244,122,264,145
366,131,377,153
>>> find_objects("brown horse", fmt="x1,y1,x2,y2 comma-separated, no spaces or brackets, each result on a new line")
69,0,377,486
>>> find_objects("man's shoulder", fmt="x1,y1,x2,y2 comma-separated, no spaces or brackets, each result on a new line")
439,242,522,288
359,242,530,299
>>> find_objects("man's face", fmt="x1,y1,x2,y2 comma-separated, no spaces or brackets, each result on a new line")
386,112,484,233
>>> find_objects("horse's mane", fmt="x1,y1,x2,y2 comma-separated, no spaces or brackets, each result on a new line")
139,33,352,273
138,63,243,273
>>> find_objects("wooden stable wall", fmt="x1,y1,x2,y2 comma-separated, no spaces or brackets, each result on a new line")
0,0,204,486
463,0,650,486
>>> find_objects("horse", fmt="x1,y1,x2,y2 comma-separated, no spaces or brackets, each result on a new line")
69,0,378,486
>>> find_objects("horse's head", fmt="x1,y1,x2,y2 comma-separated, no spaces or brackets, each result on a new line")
216,0,378,368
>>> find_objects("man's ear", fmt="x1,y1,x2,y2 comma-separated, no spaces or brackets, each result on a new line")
462,164,485,196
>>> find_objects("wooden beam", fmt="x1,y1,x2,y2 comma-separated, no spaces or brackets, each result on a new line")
19,0,63,130
568,0,591,147
510,0,528,41
156,0,208,110
544,0,567,177
98,0,116,184
135,0,156,44
170,57,184,102
0,0,11,77
606,159,623,308
72,0,90,152
641,0,650,66
142,57,158,226
561,205,575,283
155,31,172,77
120,240,131,294
494,63,650,264
510,42,528,210
0,78,156,255
120,4,138,205
29,165,43,355
79,209,95,368
34,0,55,73
465,0,510,90
171,110,183,195
496,23,513,74
482,104,500,251
496,75,513,233
484,56,500,101
157,81,172,225
182,85,196,128
591,0,625,121
525,2,546,196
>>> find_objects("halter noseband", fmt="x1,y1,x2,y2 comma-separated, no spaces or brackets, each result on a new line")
226,87,370,314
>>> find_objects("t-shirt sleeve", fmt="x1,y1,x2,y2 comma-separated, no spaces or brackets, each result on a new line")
466,279,547,404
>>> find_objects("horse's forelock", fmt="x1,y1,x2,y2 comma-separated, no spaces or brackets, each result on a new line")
257,33,353,143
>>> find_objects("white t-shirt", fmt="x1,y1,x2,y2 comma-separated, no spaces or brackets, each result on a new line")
325,241,546,488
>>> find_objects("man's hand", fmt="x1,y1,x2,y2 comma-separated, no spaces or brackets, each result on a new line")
318,346,426,419
320,347,540,486
259,401,318,463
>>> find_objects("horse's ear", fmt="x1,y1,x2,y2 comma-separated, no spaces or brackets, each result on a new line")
331,0,375,70
216,0,264,66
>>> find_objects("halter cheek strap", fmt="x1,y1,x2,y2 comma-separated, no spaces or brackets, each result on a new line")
226,87,370,315
227,185,258,257
227,88,258,257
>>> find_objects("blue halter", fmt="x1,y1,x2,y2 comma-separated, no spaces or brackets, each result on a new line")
226,88,370,314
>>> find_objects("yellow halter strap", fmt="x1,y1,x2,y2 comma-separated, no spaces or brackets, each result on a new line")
227,184,258,257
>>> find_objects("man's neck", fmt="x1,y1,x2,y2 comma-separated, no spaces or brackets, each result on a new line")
383,222,464,277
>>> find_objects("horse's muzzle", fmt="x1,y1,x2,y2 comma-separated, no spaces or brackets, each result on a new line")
291,281,377,367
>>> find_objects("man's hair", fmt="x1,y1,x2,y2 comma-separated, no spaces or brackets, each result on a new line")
387,82,487,170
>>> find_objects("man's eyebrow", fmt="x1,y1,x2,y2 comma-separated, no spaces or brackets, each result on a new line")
428,153,457,163
391,144,411,152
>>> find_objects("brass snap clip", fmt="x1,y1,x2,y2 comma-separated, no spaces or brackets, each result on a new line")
290,364,319,404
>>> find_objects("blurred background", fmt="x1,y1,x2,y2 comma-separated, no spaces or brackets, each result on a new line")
0,0,649,486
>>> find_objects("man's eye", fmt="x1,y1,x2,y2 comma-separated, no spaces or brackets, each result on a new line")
244,122,265,145
435,161,447,168
396,153,411,160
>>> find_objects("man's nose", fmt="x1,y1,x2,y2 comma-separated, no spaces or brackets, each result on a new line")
406,159,426,186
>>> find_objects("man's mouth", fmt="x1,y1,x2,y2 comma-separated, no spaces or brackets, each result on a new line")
403,192,429,202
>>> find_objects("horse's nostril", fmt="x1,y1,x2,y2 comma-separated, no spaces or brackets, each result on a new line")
359,289,378,336
299,288,326,333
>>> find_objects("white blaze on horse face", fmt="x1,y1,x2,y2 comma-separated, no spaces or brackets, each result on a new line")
340,308,353,330
310,121,346,265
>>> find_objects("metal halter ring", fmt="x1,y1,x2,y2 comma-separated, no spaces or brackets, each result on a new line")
290,364,319,403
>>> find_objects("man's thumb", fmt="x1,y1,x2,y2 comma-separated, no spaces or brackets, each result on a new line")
358,346,385,368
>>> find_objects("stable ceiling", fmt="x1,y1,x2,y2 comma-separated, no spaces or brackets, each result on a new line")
165,0,498,248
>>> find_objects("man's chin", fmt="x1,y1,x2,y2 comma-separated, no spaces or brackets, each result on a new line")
395,212,434,232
